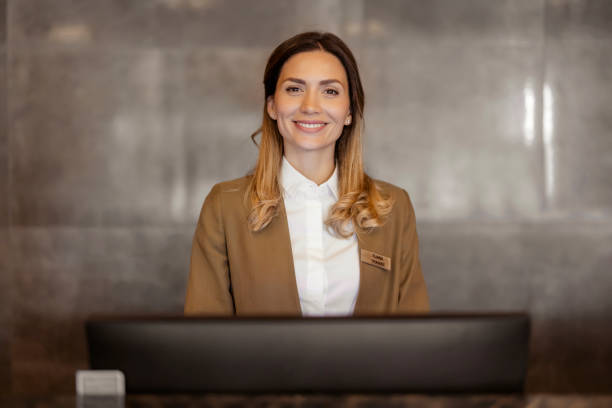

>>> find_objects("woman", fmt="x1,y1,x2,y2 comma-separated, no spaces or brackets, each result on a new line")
185,32,429,316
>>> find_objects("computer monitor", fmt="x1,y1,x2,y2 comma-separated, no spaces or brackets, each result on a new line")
86,313,530,393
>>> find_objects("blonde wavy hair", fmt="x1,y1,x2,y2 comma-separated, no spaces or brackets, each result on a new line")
246,32,394,238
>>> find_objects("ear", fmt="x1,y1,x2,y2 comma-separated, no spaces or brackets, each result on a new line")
344,113,352,126
266,96,277,120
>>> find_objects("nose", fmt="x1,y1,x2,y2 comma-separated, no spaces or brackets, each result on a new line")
300,89,320,114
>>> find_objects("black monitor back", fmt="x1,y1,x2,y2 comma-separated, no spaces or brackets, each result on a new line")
86,313,529,393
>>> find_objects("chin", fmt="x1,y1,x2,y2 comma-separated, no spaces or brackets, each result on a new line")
291,137,332,152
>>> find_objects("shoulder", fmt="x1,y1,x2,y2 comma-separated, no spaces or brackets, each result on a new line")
208,175,252,196
371,178,412,203
370,178,416,216
201,175,252,213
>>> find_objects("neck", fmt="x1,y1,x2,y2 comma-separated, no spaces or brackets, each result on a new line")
284,147,335,185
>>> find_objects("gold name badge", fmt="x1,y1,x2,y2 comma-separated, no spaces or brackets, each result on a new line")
360,249,391,271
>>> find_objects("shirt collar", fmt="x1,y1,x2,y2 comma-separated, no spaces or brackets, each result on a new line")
280,156,339,200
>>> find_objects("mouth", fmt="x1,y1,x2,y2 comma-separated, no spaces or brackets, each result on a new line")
293,120,328,133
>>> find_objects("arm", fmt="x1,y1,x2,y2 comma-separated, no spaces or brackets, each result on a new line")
184,184,235,315
397,189,430,313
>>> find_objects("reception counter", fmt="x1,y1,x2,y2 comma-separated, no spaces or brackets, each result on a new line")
2,394,612,408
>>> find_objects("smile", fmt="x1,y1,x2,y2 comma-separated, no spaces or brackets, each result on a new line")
294,121,327,132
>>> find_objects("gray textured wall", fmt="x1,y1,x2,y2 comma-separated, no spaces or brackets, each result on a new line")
1,0,611,394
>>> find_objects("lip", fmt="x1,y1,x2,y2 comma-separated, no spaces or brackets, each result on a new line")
293,120,328,133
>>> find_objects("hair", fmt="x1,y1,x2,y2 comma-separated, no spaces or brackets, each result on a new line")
246,31,394,238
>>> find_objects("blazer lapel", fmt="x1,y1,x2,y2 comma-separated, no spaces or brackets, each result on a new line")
270,199,303,314
237,194,302,316
353,228,368,314
353,226,390,315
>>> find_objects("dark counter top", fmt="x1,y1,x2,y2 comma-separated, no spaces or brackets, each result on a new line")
2,394,612,408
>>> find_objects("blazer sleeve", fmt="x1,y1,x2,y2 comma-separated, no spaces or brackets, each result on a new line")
184,184,235,315
397,189,430,313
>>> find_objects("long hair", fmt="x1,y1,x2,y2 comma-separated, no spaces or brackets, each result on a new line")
246,31,394,238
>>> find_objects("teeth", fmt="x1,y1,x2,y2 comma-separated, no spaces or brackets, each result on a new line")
298,122,325,129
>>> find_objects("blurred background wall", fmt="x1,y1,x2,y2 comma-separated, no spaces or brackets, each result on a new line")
1,0,611,394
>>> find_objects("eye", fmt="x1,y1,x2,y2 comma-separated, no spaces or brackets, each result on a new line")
286,86,301,93
324,88,339,96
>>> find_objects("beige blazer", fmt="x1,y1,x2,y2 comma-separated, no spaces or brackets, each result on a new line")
184,176,429,316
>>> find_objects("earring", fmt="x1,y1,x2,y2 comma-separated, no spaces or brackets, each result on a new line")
345,116,352,125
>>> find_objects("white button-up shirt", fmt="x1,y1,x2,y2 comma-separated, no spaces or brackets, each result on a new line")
279,156,360,316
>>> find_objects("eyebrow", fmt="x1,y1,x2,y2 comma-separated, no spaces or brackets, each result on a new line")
284,77,343,86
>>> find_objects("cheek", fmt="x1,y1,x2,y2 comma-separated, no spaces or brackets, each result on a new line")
273,95,295,139
274,93,299,117
324,98,351,121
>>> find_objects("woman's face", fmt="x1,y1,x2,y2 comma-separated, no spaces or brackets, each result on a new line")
267,50,352,159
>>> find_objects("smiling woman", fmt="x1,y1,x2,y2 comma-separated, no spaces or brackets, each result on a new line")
185,32,429,317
